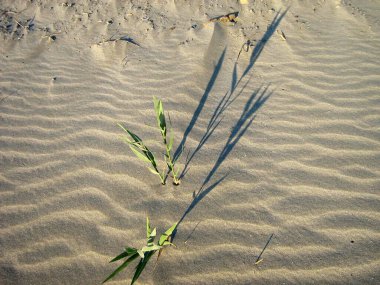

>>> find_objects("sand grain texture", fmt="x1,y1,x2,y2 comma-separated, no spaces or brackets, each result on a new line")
0,0,379,284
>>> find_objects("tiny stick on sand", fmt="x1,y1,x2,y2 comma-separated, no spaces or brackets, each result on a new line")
255,233,274,265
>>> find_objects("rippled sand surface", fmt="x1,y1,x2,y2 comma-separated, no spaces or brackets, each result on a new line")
1,1,379,284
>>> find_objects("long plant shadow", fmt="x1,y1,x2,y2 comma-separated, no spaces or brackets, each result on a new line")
176,173,228,227
179,9,287,179
173,9,287,239
232,9,288,92
173,48,226,161
173,86,272,241
200,85,272,189
179,78,251,179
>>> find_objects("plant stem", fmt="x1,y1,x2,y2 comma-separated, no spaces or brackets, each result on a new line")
165,145,180,185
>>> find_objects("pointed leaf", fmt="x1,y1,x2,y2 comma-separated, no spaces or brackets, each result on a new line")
117,123,129,134
153,97,161,127
147,167,159,175
168,129,174,152
110,247,137,263
159,222,177,246
153,96,160,116
150,228,157,238
110,251,129,263
129,145,151,163
160,114,165,128
153,97,166,139
125,247,138,255
145,149,157,168
103,253,139,283
126,129,143,144
147,228,156,246
131,251,155,285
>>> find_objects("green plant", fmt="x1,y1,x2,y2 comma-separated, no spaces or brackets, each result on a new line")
153,97,181,185
118,123,166,185
103,217,177,284
118,97,182,185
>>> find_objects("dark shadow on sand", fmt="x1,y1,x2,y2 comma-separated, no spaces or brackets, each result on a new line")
200,85,272,188
172,9,287,240
173,48,227,161
179,9,287,180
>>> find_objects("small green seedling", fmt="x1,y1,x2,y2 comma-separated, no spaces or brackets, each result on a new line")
118,123,166,185
103,217,177,284
153,97,181,185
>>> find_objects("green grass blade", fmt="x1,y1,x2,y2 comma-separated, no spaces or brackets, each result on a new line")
153,97,167,139
131,251,155,285
144,149,157,169
159,222,177,246
147,167,159,175
153,96,158,110
110,251,129,263
103,253,139,283
119,123,158,169
168,129,174,152
147,228,156,246
129,145,151,163
110,247,137,263
126,129,143,144
118,123,130,135
125,247,138,255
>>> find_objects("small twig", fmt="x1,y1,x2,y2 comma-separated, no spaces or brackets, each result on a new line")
97,35,141,47
255,233,274,265
237,40,253,62
14,19,25,29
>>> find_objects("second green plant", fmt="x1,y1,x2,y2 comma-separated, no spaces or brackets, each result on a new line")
119,97,181,185
153,97,181,185
103,217,177,284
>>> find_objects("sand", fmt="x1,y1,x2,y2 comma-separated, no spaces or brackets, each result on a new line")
1,0,379,284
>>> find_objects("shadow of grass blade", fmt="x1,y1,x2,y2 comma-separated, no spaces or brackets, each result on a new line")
103,253,139,283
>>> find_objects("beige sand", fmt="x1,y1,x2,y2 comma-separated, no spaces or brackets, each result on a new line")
1,0,379,284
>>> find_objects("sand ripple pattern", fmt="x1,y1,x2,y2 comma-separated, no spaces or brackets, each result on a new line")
1,0,380,284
